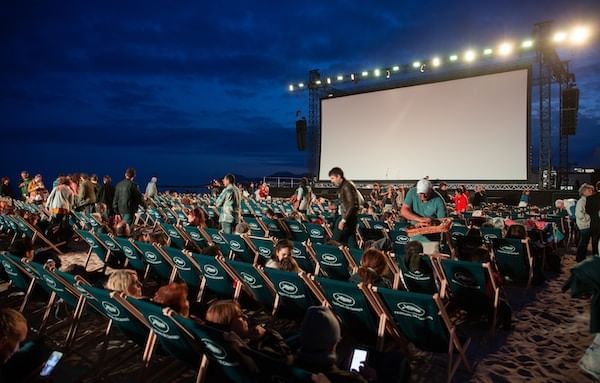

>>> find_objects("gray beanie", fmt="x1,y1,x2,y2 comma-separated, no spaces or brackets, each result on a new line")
300,306,341,351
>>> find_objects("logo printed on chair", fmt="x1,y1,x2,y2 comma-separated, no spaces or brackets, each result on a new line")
1,261,18,277
395,235,409,244
102,301,127,322
332,292,361,311
452,272,479,288
240,272,262,289
105,240,118,250
201,339,236,366
320,253,340,266
168,230,180,238
144,251,161,264
42,275,64,292
173,256,190,271
406,270,431,281
394,302,433,321
229,240,242,251
74,285,94,300
190,231,201,240
211,234,225,243
498,245,518,255
277,281,304,299
310,228,323,237
249,222,260,230
292,247,303,257
148,315,179,340
258,247,271,257
123,246,136,259
203,265,223,280
483,234,497,241
289,224,302,232
84,237,98,248
373,224,384,229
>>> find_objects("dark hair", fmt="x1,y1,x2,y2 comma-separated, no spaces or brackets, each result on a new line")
274,239,293,256
506,224,527,240
357,249,388,285
103,175,111,183
224,173,235,184
125,168,136,179
279,257,300,272
328,167,344,178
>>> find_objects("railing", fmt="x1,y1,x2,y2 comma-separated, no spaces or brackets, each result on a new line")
262,177,304,188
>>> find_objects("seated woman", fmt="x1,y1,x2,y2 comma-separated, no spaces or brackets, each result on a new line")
505,224,527,240
348,248,392,288
105,269,144,298
205,300,292,363
153,282,190,317
186,207,207,228
265,239,294,270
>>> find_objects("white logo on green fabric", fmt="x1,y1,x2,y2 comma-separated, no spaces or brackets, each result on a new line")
123,247,135,259
310,228,322,237
452,272,479,288
333,292,356,308
169,230,180,238
2,261,17,276
395,235,409,244
395,302,432,320
43,275,62,291
201,339,236,366
203,264,220,278
102,301,127,322
258,247,271,257
173,256,189,270
144,251,160,264
149,315,179,340
499,245,518,254
106,240,117,249
230,240,242,251
85,237,97,248
321,253,339,266
292,247,302,257
211,234,224,243
279,281,298,295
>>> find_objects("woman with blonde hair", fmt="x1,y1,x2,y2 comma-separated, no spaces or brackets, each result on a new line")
105,269,143,298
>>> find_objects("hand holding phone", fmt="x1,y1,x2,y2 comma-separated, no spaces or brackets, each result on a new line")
349,348,368,372
40,351,63,377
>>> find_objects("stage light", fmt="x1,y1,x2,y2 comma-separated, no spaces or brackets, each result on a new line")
521,39,534,48
449,54,458,62
350,73,356,81
498,42,514,56
483,48,493,55
412,61,421,68
374,69,381,77
326,77,331,84
570,26,590,44
392,65,400,71
361,71,369,77
298,82,304,88
289,84,294,91
385,70,391,79
315,79,321,85
337,75,344,81
463,50,476,62
553,31,567,43
431,57,441,67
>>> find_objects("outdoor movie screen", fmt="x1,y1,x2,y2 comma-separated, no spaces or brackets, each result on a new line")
319,68,529,181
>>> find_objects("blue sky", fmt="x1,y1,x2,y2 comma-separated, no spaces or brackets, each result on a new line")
1,0,598,187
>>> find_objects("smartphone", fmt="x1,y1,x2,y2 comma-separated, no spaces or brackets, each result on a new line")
40,351,63,377
349,348,368,371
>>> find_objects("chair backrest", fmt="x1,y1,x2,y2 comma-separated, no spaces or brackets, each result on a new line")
314,276,379,341
247,236,275,264
160,246,203,289
183,226,209,249
243,216,267,237
27,261,80,308
290,241,315,273
283,220,309,242
396,254,437,294
95,232,126,260
221,233,255,264
480,227,502,245
261,217,286,239
388,229,410,256
161,223,187,249
0,253,31,290
202,228,231,257
491,237,531,281
303,222,327,244
311,243,351,280
262,268,320,316
374,287,449,352
438,258,488,309
188,253,235,298
224,260,275,307
450,225,469,241
133,241,175,282
112,236,146,272
75,229,108,263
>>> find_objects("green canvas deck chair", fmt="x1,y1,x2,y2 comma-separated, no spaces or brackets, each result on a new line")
369,287,471,383
27,260,86,348
436,258,500,332
158,246,203,290
304,222,330,244
491,237,534,287
222,233,256,263
261,217,287,239
12,215,65,254
450,225,468,242
480,227,502,246
0,252,37,311
201,227,231,257
290,241,316,273
223,260,275,308
312,276,385,349
131,241,176,282
183,225,209,249
283,219,309,242
396,253,438,294
94,232,127,266
188,253,236,300
170,314,256,383
245,236,275,265
74,228,111,270
160,223,187,249
112,236,147,273
262,268,325,317
311,242,356,280
388,229,410,256
241,347,313,383
243,216,268,237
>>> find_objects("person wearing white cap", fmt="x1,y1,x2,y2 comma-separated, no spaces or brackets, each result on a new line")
400,178,446,225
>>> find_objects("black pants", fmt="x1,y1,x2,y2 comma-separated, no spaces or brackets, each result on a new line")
337,217,357,246
590,222,600,256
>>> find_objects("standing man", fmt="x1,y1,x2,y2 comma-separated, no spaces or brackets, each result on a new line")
97,175,115,216
400,178,446,224
329,167,362,245
77,174,97,213
215,173,241,234
17,171,30,200
145,176,158,199
113,168,146,225
575,183,594,262
585,181,600,256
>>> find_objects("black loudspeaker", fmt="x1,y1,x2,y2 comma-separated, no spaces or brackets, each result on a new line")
296,118,307,151
561,87,579,135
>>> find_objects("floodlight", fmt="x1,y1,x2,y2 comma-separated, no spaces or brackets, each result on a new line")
463,50,476,62
431,57,441,67
521,39,534,48
498,42,514,56
449,54,458,61
483,48,493,55
392,65,400,71
315,80,321,85
337,75,344,81
412,61,421,68
361,71,369,77
553,31,567,43
326,77,331,84
350,73,356,81
374,68,381,77
385,70,391,79
289,84,294,91
570,26,590,44
298,82,304,88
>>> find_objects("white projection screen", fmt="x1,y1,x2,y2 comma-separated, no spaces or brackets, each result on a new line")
319,68,529,181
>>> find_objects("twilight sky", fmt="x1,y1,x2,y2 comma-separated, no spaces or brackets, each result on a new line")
1,0,599,187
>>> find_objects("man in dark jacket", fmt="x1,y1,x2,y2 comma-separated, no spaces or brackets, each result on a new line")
97,175,115,215
585,181,600,256
329,167,362,245
113,168,145,225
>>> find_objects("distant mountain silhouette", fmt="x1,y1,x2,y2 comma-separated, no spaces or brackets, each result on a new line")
268,171,311,178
